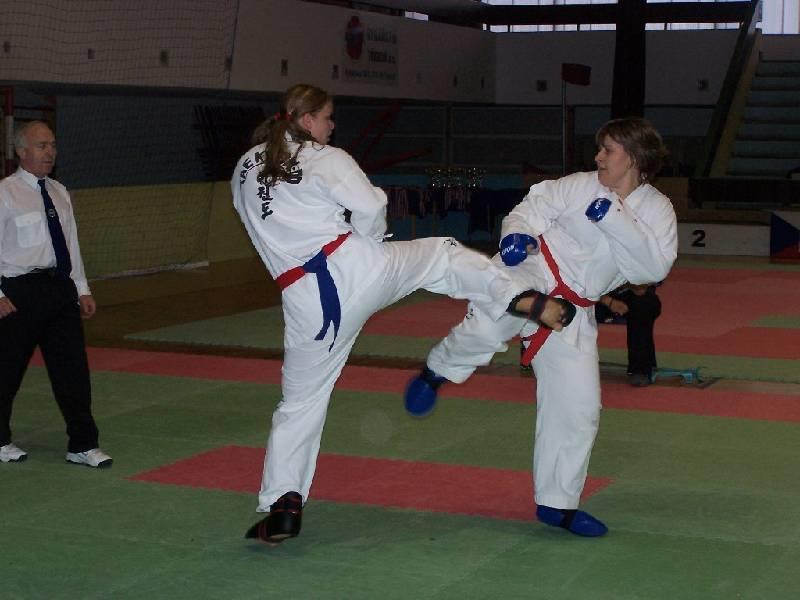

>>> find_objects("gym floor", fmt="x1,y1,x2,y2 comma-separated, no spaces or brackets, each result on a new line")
4,254,799,599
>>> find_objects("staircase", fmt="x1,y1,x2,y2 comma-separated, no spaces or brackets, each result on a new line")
727,60,800,178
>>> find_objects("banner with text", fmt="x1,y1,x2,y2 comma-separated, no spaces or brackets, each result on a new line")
343,15,398,85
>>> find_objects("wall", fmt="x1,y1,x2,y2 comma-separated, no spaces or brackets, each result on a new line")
646,31,737,105
495,31,615,105
0,0,237,89
57,95,210,189
0,0,495,103
207,182,258,263
761,34,800,59
3,1,766,273
72,180,257,278
229,0,495,103
72,183,213,278
1,0,742,107
495,29,737,106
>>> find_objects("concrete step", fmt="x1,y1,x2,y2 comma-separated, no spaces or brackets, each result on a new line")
743,106,800,121
751,76,800,91
738,122,800,140
733,139,800,157
757,61,800,77
747,89,800,106
727,156,800,177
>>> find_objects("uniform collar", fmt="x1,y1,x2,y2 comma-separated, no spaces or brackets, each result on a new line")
17,167,47,190
623,181,650,204
592,171,617,202
593,170,647,203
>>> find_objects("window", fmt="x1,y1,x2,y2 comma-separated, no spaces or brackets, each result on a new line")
475,0,799,34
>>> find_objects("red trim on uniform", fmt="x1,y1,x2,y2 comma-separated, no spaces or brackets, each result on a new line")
520,237,595,366
274,233,351,290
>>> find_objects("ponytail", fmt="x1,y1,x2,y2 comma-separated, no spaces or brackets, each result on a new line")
253,84,332,188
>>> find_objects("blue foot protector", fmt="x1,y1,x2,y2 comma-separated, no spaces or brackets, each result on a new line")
536,505,608,537
404,367,447,418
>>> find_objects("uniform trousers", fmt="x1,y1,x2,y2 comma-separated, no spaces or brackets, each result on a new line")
257,236,527,510
0,271,98,452
595,287,661,376
620,287,661,376
428,302,601,510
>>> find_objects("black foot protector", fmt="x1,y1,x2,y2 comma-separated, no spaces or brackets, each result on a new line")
507,290,576,328
245,491,303,543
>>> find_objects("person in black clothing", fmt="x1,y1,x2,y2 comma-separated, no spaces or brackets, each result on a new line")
596,283,662,386
0,121,111,467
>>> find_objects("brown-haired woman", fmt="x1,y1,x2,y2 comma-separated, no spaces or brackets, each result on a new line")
405,117,677,537
233,84,573,544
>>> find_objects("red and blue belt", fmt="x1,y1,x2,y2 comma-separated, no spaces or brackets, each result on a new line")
275,232,350,350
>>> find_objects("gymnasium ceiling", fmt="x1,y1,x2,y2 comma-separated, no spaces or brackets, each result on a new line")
356,1,484,19
328,1,755,27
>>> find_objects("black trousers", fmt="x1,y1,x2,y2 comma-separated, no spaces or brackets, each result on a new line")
0,271,99,452
596,286,662,376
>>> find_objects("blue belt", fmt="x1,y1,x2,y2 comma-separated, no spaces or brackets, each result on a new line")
275,233,350,351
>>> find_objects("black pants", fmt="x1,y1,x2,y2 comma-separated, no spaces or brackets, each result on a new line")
596,286,662,376
0,271,99,452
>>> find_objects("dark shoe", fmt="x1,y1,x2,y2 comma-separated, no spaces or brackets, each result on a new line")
245,491,303,543
404,367,447,417
628,373,652,387
536,505,608,537
520,343,533,374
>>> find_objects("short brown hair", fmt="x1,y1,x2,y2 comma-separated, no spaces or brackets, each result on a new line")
595,117,668,182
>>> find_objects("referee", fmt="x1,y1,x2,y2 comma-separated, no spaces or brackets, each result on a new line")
0,121,111,468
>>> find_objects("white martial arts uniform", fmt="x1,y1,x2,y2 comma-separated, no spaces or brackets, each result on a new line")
232,138,530,511
427,171,678,510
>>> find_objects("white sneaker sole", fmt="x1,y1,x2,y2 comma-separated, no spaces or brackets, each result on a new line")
65,454,113,468
1,455,27,463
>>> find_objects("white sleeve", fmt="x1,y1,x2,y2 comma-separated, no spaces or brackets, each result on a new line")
501,177,572,239
64,191,91,296
323,150,387,240
592,192,677,284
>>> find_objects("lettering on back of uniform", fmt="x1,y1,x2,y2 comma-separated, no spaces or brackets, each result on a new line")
239,152,304,220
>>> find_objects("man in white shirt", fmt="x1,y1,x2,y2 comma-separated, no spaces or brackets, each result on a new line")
0,121,111,468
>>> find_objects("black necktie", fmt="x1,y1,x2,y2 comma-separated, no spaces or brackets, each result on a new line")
37,179,72,276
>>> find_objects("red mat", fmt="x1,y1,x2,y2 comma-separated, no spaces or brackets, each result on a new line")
130,445,612,522
362,265,800,360
41,347,800,423
364,296,468,338
597,325,800,359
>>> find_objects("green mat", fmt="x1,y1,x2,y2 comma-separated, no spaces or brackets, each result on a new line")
127,306,800,383
4,367,800,599
753,315,800,328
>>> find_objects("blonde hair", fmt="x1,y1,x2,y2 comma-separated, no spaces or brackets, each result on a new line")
252,84,332,187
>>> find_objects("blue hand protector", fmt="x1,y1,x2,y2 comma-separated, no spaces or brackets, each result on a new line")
500,233,538,267
585,197,612,222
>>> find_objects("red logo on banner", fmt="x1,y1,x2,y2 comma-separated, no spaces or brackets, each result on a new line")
345,16,364,60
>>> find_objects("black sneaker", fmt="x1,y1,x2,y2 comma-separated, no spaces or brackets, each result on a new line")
245,491,303,543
